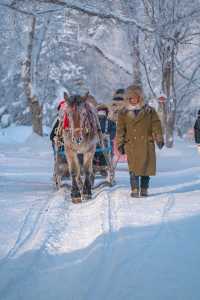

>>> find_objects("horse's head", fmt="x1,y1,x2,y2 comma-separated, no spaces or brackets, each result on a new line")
65,92,94,145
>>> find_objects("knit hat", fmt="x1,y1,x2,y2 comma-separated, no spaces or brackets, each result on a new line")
112,88,125,102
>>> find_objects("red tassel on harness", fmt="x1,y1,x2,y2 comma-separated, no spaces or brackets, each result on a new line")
63,113,70,129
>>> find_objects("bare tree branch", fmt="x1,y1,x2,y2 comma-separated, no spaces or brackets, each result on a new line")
36,1,154,32
139,56,157,97
0,0,154,32
0,3,35,16
82,41,132,76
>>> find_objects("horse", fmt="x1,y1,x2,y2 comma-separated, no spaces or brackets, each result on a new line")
62,92,102,203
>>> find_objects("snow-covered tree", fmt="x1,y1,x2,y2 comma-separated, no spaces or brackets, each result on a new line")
140,0,200,146
1,0,200,141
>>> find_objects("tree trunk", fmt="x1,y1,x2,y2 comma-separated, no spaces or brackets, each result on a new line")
163,62,172,147
132,28,142,85
157,100,167,137
22,15,43,136
166,113,175,147
164,51,176,148
157,62,169,139
31,97,43,136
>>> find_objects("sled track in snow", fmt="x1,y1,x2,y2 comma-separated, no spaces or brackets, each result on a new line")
106,192,176,279
0,189,62,265
160,193,181,239
146,192,176,243
139,192,176,250
0,188,73,299
38,188,72,254
0,185,175,267
161,193,176,222
92,183,126,198
83,184,123,299
1,183,124,266
0,185,177,300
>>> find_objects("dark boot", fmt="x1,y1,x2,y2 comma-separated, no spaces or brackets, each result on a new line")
131,188,140,198
130,172,139,197
140,176,150,197
140,188,148,197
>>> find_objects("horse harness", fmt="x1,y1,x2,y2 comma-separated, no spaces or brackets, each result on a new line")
62,102,99,144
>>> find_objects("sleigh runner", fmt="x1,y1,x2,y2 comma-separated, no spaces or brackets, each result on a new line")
53,135,70,190
53,133,115,189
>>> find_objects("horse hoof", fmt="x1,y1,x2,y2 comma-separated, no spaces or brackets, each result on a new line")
72,197,82,204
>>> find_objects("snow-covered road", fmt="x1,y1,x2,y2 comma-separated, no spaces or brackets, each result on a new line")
0,127,200,300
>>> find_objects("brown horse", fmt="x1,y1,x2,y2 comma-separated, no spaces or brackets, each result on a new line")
62,92,101,203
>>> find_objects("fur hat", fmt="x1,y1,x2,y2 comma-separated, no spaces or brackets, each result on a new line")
125,85,144,106
112,88,125,102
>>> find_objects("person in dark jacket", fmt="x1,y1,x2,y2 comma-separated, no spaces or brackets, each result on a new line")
50,94,68,156
97,103,116,155
50,119,59,142
194,110,200,144
93,104,116,175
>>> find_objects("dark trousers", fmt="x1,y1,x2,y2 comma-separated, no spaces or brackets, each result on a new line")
129,172,150,190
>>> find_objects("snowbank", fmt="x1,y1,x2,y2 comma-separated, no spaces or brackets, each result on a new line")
0,125,33,144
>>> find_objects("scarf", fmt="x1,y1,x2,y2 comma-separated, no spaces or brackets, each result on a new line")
126,103,142,117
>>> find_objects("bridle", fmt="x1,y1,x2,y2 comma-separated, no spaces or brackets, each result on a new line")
65,102,94,145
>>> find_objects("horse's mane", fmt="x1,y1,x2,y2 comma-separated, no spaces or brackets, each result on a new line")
82,101,99,136
86,95,98,108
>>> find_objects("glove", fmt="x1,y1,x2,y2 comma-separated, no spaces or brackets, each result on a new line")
118,144,125,155
157,141,164,149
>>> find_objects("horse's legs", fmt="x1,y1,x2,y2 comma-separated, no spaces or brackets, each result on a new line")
82,146,96,199
66,148,81,202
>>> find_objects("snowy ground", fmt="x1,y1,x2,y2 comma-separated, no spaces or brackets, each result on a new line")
0,126,200,300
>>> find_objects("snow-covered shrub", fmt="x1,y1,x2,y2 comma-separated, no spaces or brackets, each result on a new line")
1,114,11,128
